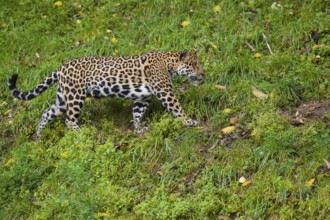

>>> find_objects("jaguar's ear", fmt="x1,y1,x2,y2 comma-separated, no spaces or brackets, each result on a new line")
179,51,189,61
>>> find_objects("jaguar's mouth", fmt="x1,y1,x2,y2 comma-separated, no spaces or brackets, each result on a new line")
189,75,204,85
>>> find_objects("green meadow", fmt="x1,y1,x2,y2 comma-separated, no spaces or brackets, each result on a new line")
0,0,329,219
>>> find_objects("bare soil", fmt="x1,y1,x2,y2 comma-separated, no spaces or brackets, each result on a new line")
283,100,330,126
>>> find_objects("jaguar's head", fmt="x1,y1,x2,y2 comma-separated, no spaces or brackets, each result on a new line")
172,51,204,85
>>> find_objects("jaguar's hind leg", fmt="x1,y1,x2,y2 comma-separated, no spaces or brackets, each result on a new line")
133,97,151,134
64,93,86,131
36,87,66,136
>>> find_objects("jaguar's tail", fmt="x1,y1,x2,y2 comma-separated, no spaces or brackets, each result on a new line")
8,71,58,100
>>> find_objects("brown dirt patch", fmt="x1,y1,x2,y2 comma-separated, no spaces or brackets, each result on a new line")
283,100,330,126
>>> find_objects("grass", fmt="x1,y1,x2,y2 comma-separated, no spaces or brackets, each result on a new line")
1,0,330,219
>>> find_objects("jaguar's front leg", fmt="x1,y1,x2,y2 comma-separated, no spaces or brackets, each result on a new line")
154,88,199,127
132,98,150,134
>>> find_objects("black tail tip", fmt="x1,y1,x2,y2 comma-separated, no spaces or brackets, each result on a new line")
8,74,18,90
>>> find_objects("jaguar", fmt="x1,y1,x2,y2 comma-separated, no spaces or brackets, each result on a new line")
8,51,204,137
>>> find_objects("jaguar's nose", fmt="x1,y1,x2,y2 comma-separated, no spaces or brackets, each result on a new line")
190,75,204,85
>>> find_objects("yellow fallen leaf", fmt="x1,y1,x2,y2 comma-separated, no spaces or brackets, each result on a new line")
238,176,251,186
312,45,320,50
4,109,12,116
252,86,268,100
0,101,7,107
181,20,191,27
96,212,108,217
221,126,236,134
111,37,118,43
54,1,63,7
222,108,232,113
5,158,15,167
306,178,315,187
242,180,251,187
211,43,218,49
250,129,257,136
214,85,226,90
213,5,221,13
254,52,262,58
157,170,163,176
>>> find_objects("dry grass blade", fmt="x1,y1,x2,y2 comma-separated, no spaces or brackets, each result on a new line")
244,40,256,52
262,33,273,55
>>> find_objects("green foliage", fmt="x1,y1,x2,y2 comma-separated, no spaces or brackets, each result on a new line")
1,0,330,219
